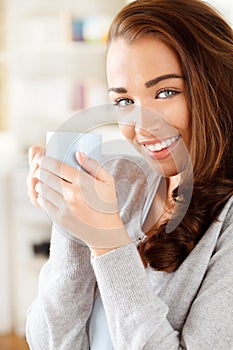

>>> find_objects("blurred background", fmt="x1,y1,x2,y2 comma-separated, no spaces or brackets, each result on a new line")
0,0,232,349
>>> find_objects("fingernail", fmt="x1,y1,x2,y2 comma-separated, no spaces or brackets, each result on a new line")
77,151,87,161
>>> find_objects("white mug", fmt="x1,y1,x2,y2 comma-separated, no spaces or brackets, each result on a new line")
46,131,102,168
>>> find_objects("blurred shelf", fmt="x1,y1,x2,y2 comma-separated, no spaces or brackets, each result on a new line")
10,42,106,78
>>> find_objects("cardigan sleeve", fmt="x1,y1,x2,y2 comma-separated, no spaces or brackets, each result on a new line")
25,155,154,350
26,225,96,350
91,199,233,350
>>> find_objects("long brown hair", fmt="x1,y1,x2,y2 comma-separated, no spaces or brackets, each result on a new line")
107,0,233,272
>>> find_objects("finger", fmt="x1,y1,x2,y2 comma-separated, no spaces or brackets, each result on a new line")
39,156,79,184
35,166,77,198
36,183,76,228
35,182,62,210
37,194,60,224
27,156,42,208
28,150,44,186
29,153,41,179
27,177,41,208
35,169,67,195
28,146,45,165
76,151,112,183
27,147,45,209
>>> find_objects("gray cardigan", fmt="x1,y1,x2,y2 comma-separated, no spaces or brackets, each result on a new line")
26,156,233,349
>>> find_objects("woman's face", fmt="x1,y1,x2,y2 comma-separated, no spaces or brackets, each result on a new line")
106,37,191,177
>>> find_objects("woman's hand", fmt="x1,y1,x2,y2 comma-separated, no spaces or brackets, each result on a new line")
27,146,45,208
34,151,131,249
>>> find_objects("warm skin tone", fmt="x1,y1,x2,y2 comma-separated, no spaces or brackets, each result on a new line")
27,37,191,256
107,37,191,233
107,37,190,177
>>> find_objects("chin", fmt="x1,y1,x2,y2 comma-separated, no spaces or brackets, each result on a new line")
149,162,180,178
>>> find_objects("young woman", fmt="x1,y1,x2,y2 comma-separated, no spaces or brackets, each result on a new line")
26,0,233,348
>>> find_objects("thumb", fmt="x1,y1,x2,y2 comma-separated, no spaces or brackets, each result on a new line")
76,151,110,182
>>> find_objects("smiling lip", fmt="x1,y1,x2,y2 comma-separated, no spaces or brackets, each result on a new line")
141,135,180,160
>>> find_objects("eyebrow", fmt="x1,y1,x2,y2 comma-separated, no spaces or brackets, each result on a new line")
145,74,184,88
108,73,184,93
108,87,128,93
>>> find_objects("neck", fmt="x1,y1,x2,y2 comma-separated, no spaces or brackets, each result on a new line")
166,174,181,202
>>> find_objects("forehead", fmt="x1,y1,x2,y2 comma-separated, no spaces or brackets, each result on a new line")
106,37,182,86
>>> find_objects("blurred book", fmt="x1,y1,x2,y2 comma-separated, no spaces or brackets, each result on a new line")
71,15,111,43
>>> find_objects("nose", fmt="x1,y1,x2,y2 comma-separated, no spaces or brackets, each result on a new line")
134,125,152,137
134,107,158,137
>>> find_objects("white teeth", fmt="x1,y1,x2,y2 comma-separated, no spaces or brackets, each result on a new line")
153,143,162,151
145,135,179,152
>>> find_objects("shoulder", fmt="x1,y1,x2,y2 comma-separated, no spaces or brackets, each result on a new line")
218,195,233,230
206,196,233,256
101,154,161,230
101,153,157,185
217,195,233,242
100,153,160,202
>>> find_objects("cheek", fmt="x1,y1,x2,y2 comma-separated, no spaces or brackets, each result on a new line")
162,104,190,136
176,109,190,140
118,123,135,140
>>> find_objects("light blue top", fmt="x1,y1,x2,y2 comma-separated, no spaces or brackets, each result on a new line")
89,180,160,349
89,293,114,350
